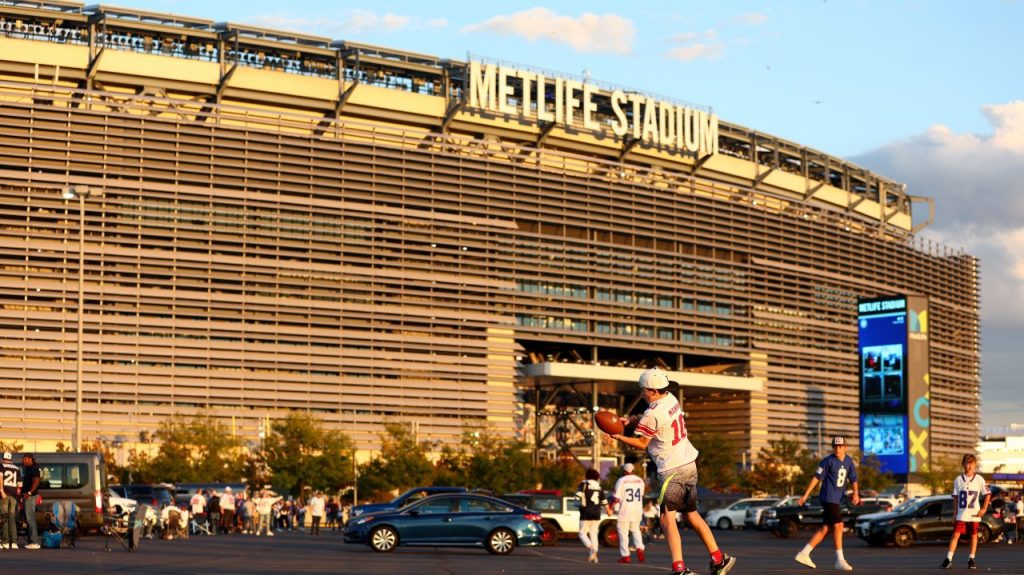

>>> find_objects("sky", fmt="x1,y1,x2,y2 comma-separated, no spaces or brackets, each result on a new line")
125,0,1023,430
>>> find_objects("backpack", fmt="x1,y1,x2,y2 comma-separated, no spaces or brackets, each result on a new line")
42,531,62,548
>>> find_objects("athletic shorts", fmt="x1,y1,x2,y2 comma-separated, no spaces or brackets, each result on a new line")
953,521,980,536
821,503,843,526
657,462,699,514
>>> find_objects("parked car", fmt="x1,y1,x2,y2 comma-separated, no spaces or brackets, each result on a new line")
857,495,1010,548
706,497,778,530
108,489,138,515
764,500,887,538
110,483,175,509
343,493,544,554
501,490,617,547
858,495,899,511
348,487,468,524
746,496,800,530
15,451,108,533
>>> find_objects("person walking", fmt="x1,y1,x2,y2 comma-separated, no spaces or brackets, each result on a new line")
794,436,861,571
576,467,607,563
20,453,41,549
609,369,736,575
608,462,646,563
1,452,21,549
309,491,325,536
941,454,990,569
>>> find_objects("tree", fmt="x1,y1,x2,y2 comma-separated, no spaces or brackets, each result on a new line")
918,455,962,495
741,437,818,496
855,453,897,493
129,414,245,483
357,421,434,500
459,430,535,494
692,432,740,492
534,457,582,494
261,411,354,496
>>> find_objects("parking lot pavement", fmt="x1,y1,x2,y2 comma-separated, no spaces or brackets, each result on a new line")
2,529,1022,575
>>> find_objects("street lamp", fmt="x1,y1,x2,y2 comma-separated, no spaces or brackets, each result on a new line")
62,185,101,452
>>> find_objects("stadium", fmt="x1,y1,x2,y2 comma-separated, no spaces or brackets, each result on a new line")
0,1,979,473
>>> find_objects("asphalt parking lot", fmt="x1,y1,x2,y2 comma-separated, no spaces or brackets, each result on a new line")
2,528,1021,574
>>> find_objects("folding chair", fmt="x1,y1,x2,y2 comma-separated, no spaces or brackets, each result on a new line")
105,503,148,552
190,512,212,536
47,501,77,548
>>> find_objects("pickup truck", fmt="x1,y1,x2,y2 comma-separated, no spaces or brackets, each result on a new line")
763,500,886,538
501,492,617,547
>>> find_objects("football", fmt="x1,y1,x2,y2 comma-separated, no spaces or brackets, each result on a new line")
594,410,625,435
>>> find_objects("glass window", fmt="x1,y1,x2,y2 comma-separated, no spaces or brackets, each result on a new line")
38,463,88,489
463,498,503,513
417,496,460,514
532,497,561,512
658,295,674,308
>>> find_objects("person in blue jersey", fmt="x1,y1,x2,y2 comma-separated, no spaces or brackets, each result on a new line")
794,436,861,571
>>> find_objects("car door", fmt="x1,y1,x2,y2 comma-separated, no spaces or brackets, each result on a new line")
399,496,461,544
914,501,947,539
456,496,509,543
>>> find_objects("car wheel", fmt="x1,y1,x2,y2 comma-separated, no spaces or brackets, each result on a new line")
539,520,559,546
369,525,398,552
892,525,915,548
717,517,732,530
977,524,992,545
776,519,798,538
486,528,517,555
600,522,618,548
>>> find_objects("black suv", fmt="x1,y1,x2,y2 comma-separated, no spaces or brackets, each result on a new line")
857,495,1009,547
764,500,885,538
110,483,175,509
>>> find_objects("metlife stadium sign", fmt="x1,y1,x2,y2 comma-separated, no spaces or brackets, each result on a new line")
858,295,931,481
465,61,719,157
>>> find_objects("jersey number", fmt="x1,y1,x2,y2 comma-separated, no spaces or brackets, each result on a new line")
590,491,601,505
958,490,978,509
670,414,687,446
625,487,641,502
836,468,847,488
2,470,16,488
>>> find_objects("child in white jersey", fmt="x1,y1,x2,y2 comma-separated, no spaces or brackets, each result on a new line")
608,368,736,575
941,453,990,569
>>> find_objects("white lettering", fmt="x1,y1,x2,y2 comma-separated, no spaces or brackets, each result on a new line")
498,67,515,114
610,90,628,137
582,83,598,131
468,61,496,111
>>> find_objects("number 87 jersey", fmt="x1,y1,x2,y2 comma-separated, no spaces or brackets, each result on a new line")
953,473,989,522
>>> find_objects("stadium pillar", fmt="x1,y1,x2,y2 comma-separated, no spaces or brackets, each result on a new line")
591,381,600,470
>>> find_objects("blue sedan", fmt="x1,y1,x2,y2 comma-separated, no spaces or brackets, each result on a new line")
344,493,545,554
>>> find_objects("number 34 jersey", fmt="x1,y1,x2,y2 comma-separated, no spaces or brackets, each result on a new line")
815,454,857,504
953,473,989,522
634,393,699,475
612,474,646,519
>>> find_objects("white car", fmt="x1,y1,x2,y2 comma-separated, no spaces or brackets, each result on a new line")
107,489,138,516
707,497,778,530
746,495,799,529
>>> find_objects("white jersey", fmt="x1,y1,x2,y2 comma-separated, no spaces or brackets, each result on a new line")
634,393,699,474
953,472,989,522
190,493,206,515
611,473,646,519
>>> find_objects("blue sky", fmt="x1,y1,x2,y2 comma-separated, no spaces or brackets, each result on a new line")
131,0,1023,429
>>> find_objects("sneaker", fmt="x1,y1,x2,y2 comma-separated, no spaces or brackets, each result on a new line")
589,550,599,563
940,558,952,569
710,553,737,575
835,559,853,571
9,544,17,550
968,558,976,570
25,543,40,550
0,543,8,550
617,556,631,564
637,548,646,562
267,531,274,537
795,551,816,569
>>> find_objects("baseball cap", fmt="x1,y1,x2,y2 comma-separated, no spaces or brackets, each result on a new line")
831,436,846,446
1,452,10,460
623,463,635,473
638,368,670,390
225,486,232,492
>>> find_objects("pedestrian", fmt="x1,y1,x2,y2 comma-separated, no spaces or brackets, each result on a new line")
20,453,41,549
325,497,338,531
608,462,646,563
941,453,990,569
794,436,860,571
1,452,21,549
189,488,208,535
207,490,221,536
309,491,325,535
576,467,607,563
609,368,736,575
220,486,236,534
1016,495,1024,544
253,490,281,536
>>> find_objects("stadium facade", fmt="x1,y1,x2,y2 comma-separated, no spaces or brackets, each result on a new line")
0,1,979,467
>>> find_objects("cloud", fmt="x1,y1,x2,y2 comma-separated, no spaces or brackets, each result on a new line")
460,8,635,55
665,29,724,62
342,10,412,34
734,12,769,26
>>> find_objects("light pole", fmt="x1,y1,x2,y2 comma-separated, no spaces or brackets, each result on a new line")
62,185,100,452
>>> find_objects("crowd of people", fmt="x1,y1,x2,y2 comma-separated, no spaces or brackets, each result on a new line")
142,487,354,540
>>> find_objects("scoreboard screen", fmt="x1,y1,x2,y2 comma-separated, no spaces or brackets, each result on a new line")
858,296,909,475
